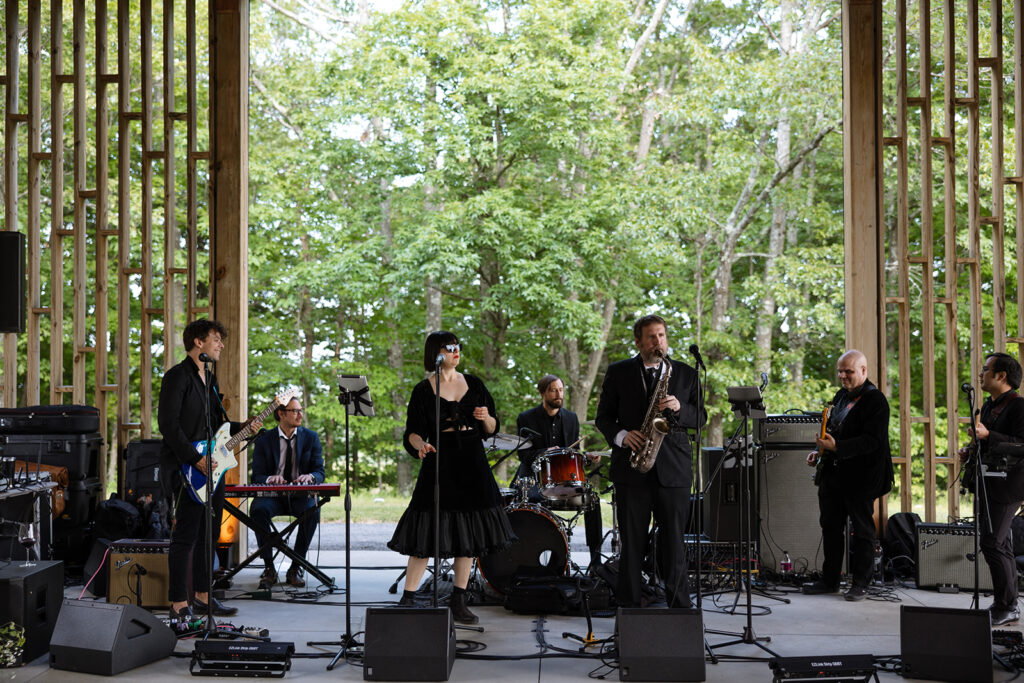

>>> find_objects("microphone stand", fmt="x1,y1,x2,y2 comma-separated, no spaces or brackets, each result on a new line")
433,357,442,609
962,386,991,610
690,356,716,664
199,357,219,638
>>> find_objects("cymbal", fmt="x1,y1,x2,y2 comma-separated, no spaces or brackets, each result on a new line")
582,419,596,426
484,432,532,451
584,450,610,458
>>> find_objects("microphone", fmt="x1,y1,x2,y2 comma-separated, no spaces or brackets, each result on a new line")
435,353,445,368
198,352,213,363
688,344,706,370
760,372,769,392
519,427,542,439
961,382,973,393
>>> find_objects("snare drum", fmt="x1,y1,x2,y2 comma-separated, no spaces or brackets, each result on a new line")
536,447,589,504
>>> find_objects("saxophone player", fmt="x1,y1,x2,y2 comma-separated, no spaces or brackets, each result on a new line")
596,314,704,608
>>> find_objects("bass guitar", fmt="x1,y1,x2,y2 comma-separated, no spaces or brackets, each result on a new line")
812,402,833,486
183,387,299,504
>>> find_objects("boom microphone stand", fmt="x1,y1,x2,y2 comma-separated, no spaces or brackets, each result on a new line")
708,386,779,661
960,383,992,611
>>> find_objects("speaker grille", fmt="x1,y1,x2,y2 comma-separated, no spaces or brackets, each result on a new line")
916,523,994,591
758,447,822,572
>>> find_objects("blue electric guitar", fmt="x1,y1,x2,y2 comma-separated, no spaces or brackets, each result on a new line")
182,387,299,504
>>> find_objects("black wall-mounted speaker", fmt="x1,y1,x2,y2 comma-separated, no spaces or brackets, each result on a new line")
49,599,177,675
616,607,706,681
363,607,455,681
0,232,26,334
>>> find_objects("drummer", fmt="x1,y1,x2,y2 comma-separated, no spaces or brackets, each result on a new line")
515,374,605,569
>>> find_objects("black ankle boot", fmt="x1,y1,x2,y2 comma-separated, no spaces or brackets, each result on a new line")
398,589,417,606
450,587,478,625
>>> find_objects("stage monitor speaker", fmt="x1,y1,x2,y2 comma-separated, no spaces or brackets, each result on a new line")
124,439,166,502
49,598,177,675
0,560,63,663
702,446,757,544
0,232,26,334
616,608,705,681
106,539,171,609
758,446,822,573
900,605,992,683
363,607,455,681
916,523,994,591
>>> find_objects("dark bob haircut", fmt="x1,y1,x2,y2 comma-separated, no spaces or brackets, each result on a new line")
423,331,460,372
537,374,562,394
183,319,228,352
986,352,1023,390
633,314,667,341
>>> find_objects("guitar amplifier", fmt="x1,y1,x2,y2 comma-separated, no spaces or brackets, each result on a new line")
757,414,822,445
106,539,171,608
916,523,993,591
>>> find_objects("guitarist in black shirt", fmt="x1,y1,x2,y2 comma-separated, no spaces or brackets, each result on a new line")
960,352,1024,625
803,350,893,601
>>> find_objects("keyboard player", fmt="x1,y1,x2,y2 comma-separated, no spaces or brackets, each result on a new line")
251,397,325,589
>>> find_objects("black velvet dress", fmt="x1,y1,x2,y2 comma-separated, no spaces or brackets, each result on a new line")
387,374,515,558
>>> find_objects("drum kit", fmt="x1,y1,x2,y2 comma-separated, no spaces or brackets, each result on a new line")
479,433,609,596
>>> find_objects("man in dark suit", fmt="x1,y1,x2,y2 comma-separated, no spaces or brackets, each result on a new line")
595,315,702,608
961,352,1024,624
251,396,325,588
158,319,260,624
804,349,893,602
516,375,604,567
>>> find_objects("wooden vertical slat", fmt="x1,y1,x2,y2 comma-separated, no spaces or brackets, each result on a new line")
72,0,87,405
918,0,938,522
895,0,912,515
965,1,983,420
1017,0,1024,360
163,0,179,371
989,1,1006,351
3,0,20,408
26,0,42,407
140,0,154,438
50,0,65,406
187,0,198,320
96,0,111,486
116,0,132,461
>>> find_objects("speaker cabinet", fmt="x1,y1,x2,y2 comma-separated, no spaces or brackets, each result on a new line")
702,446,757,543
363,607,455,681
0,232,26,334
124,439,166,501
616,608,705,681
0,560,63,663
916,523,994,591
900,605,992,683
758,446,822,572
49,598,177,675
106,539,171,608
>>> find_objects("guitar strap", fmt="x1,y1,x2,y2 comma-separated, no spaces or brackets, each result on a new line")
983,390,1020,427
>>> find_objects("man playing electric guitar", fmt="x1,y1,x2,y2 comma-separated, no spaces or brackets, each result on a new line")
803,349,893,602
158,319,262,626
958,352,1024,625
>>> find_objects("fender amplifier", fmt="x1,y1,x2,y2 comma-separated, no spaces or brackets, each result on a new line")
916,523,994,591
107,539,171,608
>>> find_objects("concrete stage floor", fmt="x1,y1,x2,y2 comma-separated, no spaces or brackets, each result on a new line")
14,544,1024,682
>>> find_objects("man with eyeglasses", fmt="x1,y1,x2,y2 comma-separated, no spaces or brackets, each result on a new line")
250,397,325,589
959,352,1024,625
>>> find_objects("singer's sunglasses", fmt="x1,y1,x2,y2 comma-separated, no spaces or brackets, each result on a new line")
444,344,461,353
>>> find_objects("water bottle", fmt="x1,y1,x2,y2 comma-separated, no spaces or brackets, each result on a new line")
780,551,792,575
873,541,883,581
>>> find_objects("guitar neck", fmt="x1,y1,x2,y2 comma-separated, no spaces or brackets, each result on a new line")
224,397,284,451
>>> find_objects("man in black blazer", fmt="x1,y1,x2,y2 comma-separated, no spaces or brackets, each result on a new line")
596,315,703,608
251,397,325,588
516,375,603,566
158,319,260,624
804,349,893,602
961,352,1024,624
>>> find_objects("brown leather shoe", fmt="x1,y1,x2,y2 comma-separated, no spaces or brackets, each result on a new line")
258,567,278,589
285,565,306,588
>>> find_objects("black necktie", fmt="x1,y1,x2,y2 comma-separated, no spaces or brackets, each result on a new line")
283,436,295,481
645,367,658,399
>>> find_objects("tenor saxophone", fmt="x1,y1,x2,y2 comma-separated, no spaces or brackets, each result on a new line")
630,353,672,473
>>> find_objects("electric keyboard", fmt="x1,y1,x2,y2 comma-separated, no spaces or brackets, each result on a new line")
224,483,341,497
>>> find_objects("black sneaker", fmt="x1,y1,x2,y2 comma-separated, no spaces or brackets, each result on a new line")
844,585,868,602
802,580,839,595
193,596,238,617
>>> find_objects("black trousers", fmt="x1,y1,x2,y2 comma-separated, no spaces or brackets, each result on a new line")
168,483,224,603
616,478,691,608
250,494,320,568
818,483,875,588
980,496,1019,610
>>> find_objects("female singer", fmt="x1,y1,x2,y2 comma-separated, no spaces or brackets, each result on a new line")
387,331,515,624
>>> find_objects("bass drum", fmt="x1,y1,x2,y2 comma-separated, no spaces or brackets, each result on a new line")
478,505,568,596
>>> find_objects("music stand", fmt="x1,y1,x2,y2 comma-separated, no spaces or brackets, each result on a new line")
707,385,779,661
321,375,374,670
